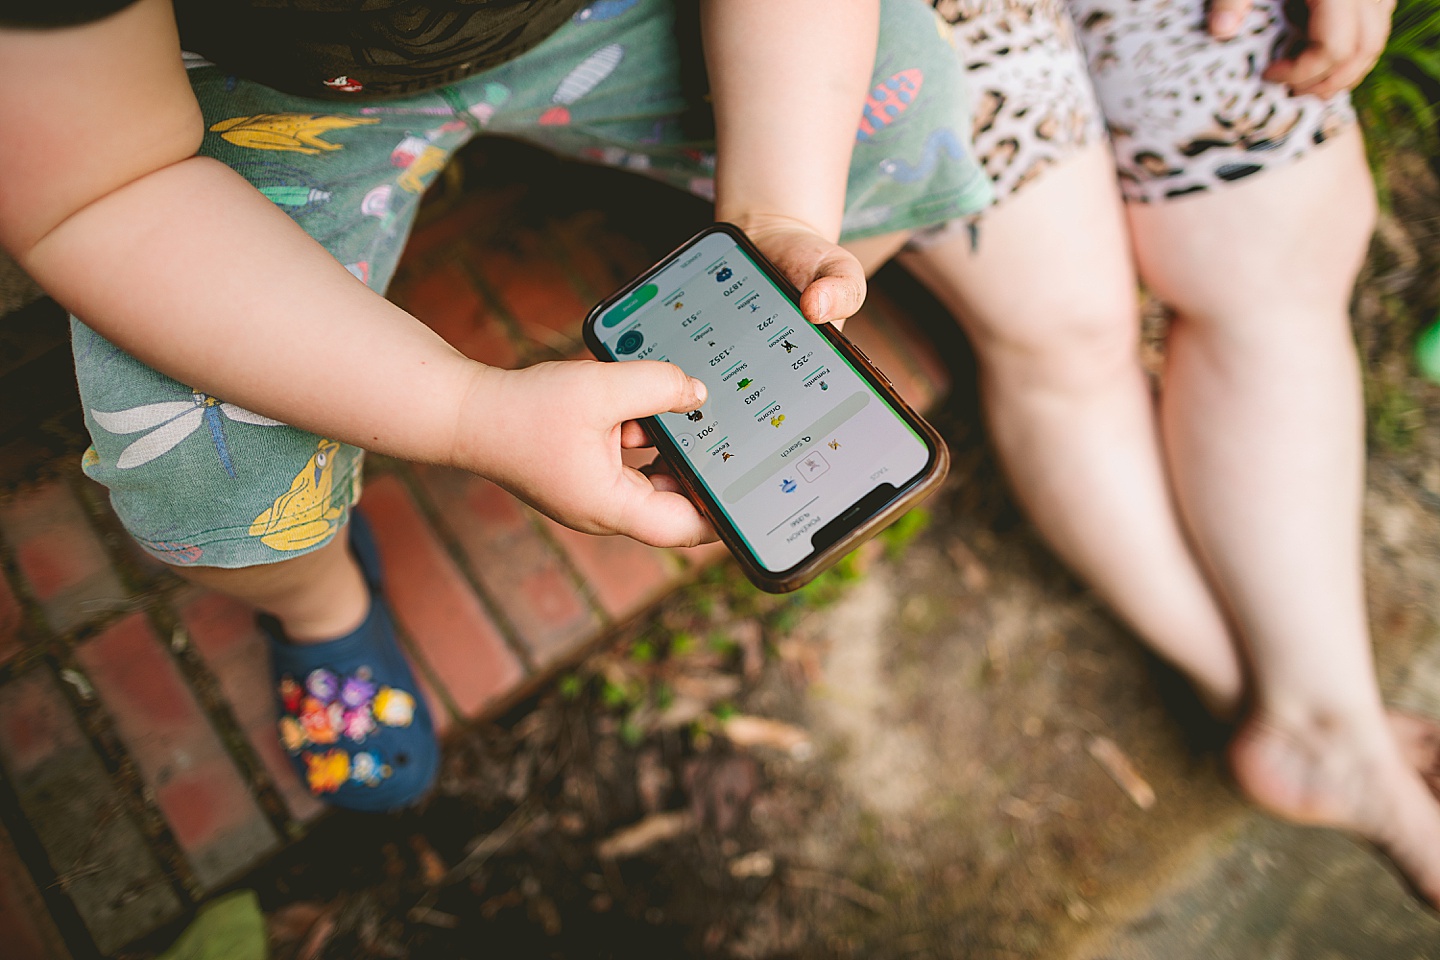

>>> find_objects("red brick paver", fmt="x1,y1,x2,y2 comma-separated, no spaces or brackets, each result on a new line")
541,518,684,623
414,466,600,668
473,233,593,356
0,670,181,954
0,482,127,634
0,822,71,960
76,615,279,891
360,475,524,719
398,189,521,262
548,212,652,303
180,591,326,824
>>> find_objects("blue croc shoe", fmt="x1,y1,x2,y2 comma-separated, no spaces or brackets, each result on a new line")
262,511,439,813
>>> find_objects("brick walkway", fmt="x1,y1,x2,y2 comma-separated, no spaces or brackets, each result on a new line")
0,158,950,957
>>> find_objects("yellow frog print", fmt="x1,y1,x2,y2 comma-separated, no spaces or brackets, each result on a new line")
209,114,378,155
249,439,345,550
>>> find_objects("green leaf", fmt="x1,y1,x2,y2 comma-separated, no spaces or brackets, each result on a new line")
1393,83,1436,131
707,630,738,655
880,507,931,558
1405,48,1440,84
601,680,630,708
619,716,644,747
158,891,267,960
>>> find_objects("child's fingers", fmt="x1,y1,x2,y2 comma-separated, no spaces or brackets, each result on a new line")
1306,5,1388,97
1264,0,1355,92
638,455,676,482
619,420,653,448
608,469,717,546
645,471,686,496
1207,0,1251,39
744,222,867,327
768,237,865,326
597,360,708,423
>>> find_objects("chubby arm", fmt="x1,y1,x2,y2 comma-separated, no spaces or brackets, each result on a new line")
0,0,713,546
2,0,475,462
700,0,878,325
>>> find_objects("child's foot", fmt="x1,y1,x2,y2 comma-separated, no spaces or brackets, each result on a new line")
1388,710,1440,794
261,512,439,812
1230,706,1440,909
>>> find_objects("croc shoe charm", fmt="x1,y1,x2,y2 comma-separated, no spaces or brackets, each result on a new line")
263,512,439,812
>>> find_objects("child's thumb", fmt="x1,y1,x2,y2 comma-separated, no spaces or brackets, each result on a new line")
1208,0,1249,38
600,360,707,423
799,252,866,327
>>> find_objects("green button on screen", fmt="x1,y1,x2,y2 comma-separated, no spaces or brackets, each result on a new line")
602,283,658,327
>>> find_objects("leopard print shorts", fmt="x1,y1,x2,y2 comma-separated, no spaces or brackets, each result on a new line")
933,0,1356,204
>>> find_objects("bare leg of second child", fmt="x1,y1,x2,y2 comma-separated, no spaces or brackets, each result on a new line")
1131,126,1440,904
891,143,1246,712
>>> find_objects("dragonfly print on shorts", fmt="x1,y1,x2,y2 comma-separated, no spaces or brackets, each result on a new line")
91,390,286,478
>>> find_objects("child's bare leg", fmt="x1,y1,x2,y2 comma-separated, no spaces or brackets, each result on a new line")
177,531,368,644
893,142,1244,712
1130,125,1440,904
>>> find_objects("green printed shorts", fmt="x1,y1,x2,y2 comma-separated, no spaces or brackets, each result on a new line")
74,0,993,569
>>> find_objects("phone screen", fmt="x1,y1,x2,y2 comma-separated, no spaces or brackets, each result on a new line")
592,230,933,574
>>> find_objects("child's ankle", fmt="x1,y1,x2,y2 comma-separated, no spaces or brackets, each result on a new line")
266,561,371,644
277,595,371,645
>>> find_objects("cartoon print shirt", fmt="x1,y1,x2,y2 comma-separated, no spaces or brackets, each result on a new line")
4,0,590,100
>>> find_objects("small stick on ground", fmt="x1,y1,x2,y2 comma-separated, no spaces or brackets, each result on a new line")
722,715,814,760
406,907,459,929
596,810,695,860
1087,736,1156,810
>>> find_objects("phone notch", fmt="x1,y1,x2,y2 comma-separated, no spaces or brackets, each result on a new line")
809,483,899,554
582,223,949,593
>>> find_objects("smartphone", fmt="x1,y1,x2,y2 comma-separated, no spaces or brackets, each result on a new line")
583,223,949,593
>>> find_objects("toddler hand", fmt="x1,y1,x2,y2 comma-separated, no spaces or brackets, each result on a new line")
727,214,866,330
1264,0,1394,98
1209,0,1393,99
454,359,716,547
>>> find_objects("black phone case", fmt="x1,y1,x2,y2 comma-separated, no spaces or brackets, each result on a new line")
582,223,949,593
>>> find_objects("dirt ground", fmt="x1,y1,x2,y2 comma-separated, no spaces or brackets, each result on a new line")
223,149,1440,960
